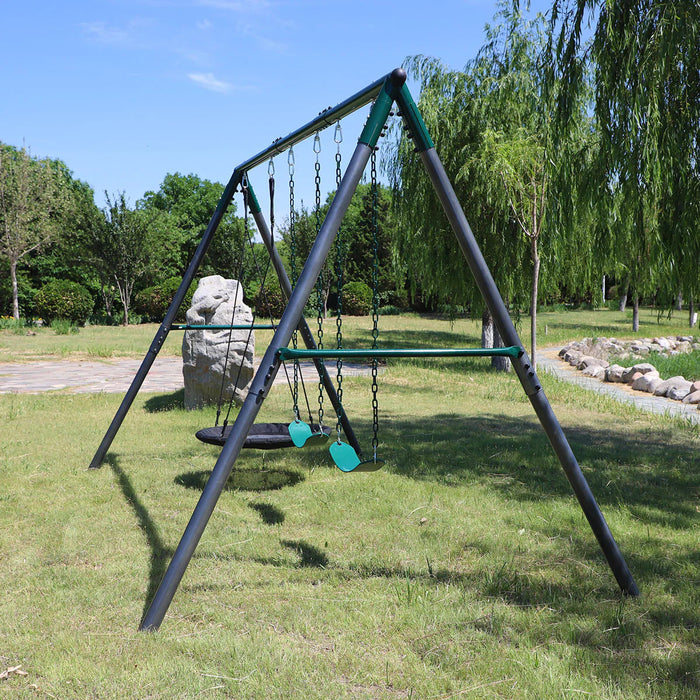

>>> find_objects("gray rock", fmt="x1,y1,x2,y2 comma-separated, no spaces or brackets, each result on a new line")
605,365,627,382
577,355,610,370
622,363,657,383
667,382,693,401
582,364,606,379
182,275,255,410
653,376,690,398
681,390,700,405
631,372,662,393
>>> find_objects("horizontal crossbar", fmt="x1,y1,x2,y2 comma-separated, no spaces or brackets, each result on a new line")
277,346,522,360
170,324,277,331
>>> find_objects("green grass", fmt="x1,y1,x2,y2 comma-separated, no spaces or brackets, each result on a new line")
0,311,698,698
0,305,696,363
643,350,700,383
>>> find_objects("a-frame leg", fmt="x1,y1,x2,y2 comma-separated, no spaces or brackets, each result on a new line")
88,172,244,469
139,127,392,630
395,86,639,597
246,181,362,456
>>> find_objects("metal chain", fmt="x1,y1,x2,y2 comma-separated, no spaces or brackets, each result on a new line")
334,123,344,439
370,150,380,459
312,134,325,426
287,148,300,420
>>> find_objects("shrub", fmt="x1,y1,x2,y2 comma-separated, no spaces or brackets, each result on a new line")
51,319,79,335
133,277,195,322
34,280,93,324
341,281,373,316
254,280,286,319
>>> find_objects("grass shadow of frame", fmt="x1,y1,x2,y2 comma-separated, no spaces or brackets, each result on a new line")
175,466,305,492
144,389,185,413
105,453,173,621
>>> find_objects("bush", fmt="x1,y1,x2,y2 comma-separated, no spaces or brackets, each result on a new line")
34,280,93,324
341,281,373,316
51,319,79,335
133,277,195,322
254,279,287,319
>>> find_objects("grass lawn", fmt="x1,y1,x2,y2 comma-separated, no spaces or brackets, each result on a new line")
0,308,698,698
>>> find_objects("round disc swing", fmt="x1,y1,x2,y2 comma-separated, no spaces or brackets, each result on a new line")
195,173,326,450
328,146,384,473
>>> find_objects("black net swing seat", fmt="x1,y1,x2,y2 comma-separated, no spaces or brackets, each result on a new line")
196,422,331,450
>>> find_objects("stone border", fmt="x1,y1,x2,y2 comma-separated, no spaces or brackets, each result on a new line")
558,335,700,409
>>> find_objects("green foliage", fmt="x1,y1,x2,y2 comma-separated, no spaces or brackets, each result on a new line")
643,349,700,383
34,279,93,324
50,318,79,335
341,280,373,316
254,276,286,319
133,277,196,322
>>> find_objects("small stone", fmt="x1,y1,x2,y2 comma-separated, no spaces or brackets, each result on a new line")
653,376,690,397
605,365,627,382
681,390,700,405
632,372,661,393
582,364,606,379
622,363,657,383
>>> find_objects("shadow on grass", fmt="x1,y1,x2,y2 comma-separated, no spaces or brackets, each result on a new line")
175,466,304,492
105,454,172,622
380,412,699,530
249,501,286,524
144,389,185,412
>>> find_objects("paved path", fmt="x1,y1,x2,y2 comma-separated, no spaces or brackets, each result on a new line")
0,357,370,395
2,351,699,425
537,347,700,425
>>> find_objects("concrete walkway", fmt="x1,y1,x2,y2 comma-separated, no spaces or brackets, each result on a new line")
0,357,370,395
1,350,699,425
537,347,700,425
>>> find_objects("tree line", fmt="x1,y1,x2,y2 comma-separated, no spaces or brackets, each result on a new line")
2,1,698,369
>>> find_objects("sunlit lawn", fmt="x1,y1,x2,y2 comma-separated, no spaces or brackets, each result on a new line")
0,308,697,698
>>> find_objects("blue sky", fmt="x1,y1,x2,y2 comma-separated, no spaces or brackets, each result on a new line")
2,1,552,212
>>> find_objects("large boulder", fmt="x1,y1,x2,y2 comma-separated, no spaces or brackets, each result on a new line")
182,276,255,410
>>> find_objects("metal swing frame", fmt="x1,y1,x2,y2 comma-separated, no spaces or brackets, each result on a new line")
89,68,638,632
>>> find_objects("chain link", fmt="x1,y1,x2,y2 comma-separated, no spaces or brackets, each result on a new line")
370,150,380,458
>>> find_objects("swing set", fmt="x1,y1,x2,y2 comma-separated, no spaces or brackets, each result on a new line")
89,68,639,631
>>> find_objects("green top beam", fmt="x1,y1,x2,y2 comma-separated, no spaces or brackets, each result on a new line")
278,346,522,361
395,83,434,152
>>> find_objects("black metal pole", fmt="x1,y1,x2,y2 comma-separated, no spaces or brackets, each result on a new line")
139,140,381,631
89,170,244,469
248,188,363,455
416,145,639,597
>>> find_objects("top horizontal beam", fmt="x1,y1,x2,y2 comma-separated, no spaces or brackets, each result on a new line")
235,73,390,175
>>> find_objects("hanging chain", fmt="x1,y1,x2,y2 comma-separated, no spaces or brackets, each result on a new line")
268,157,275,237
333,122,344,439
370,150,380,459
286,148,300,420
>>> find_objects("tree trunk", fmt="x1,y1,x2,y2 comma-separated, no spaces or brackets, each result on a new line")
619,277,629,312
10,259,20,320
491,324,511,372
481,309,494,349
676,291,683,311
632,293,639,332
530,238,540,371
602,274,606,306
690,297,696,328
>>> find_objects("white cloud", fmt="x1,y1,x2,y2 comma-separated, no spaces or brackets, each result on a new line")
187,72,234,93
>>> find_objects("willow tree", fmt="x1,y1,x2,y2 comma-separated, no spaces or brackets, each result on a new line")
550,0,700,329
389,3,591,367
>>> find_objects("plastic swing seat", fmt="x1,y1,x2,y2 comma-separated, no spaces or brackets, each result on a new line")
329,440,384,473
196,422,329,450
288,420,331,448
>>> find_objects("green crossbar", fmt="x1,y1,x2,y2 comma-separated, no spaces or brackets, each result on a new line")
170,324,277,331
278,346,521,360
